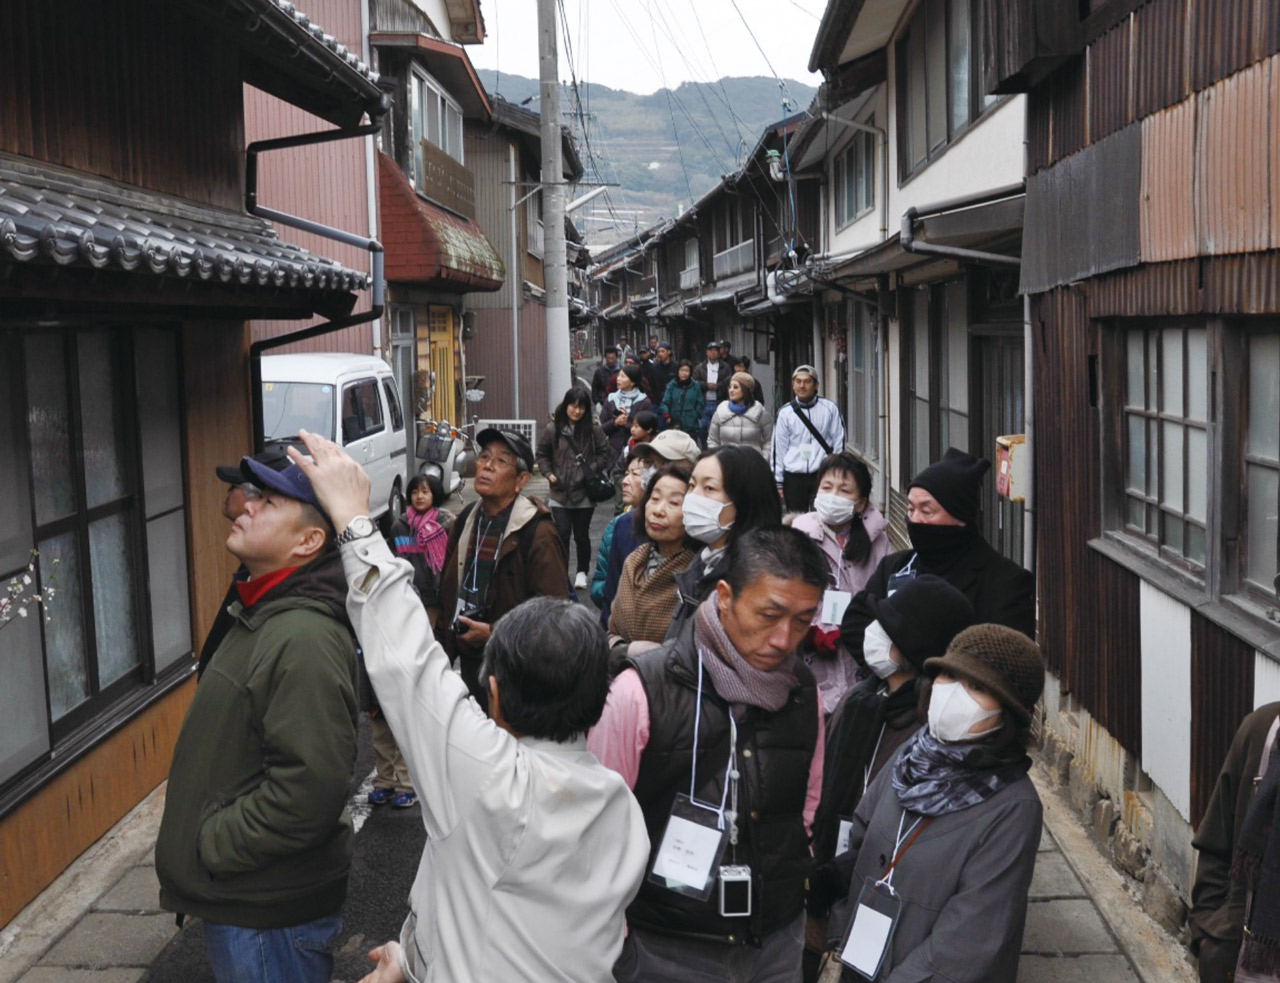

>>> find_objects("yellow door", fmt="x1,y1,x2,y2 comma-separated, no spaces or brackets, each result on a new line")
416,306,457,423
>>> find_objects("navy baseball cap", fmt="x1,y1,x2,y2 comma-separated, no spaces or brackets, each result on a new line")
240,454,323,512
216,444,291,485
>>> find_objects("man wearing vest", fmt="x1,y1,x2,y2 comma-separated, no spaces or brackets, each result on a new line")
589,528,828,983
436,428,569,704
771,365,846,513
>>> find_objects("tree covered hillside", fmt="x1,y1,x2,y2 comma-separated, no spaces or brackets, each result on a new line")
478,72,816,248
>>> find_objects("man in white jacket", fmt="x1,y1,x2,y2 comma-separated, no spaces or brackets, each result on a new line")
771,365,846,512
289,430,649,983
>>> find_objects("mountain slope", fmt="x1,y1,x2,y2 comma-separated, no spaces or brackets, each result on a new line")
478,72,817,247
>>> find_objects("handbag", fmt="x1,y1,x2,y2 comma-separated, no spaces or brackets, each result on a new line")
559,431,614,502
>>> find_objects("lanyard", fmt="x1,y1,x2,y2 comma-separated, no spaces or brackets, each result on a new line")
863,722,887,796
876,811,931,893
689,652,740,843
463,512,495,597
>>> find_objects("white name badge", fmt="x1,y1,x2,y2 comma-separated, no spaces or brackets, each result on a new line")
836,818,854,857
821,589,853,627
648,794,728,901
838,878,902,980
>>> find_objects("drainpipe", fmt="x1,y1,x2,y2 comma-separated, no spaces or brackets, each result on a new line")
359,0,382,360
900,181,1025,267
509,145,521,417
245,124,386,451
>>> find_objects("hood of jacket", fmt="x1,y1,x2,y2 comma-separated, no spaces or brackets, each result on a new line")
232,547,352,631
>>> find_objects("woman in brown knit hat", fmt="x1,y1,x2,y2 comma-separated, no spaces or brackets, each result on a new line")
814,624,1045,983
607,463,698,666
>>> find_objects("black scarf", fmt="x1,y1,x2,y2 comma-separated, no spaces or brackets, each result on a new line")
1234,733,1280,973
907,522,981,569
891,727,1030,817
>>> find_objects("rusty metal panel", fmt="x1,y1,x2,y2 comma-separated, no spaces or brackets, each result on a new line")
1140,101,1197,262
1021,125,1141,294
1195,61,1271,255
1272,56,1280,249
1202,253,1280,313
1134,0,1188,117
1190,611,1255,827
1088,17,1132,142
1086,260,1203,317
1191,0,1256,91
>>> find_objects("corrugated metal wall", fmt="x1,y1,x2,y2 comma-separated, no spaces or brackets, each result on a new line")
1088,16,1132,143
1134,0,1187,117
467,302,549,422
1189,611,1255,826
465,128,521,312
243,0,374,352
1196,60,1271,256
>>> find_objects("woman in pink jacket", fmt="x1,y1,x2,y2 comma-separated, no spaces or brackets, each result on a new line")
789,452,890,714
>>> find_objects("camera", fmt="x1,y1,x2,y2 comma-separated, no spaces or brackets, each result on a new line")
718,865,752,918
453,606,485,635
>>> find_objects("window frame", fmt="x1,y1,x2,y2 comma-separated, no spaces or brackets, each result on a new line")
895,0,1002,182
833,124,877,231
408,64,465,185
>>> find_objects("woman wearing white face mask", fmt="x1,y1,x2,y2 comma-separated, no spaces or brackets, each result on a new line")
663,446,782,641
791,453,891,714
815,625,1045,983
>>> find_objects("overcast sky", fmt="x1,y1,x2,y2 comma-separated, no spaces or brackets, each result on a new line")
470,0,828,96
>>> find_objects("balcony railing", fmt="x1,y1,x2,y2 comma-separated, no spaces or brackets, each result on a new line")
712,239,754,280
679,266,700,290
417,139,475,219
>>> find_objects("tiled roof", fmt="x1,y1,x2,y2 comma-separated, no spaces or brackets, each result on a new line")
268,0,380,85
0,154,370,294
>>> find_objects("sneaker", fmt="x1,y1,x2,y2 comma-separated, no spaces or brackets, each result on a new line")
574,571,588,590
367,787,393,806
391,790,417,809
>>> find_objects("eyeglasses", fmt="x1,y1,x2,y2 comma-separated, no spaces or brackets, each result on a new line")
477,450,519,471
238,483,263,500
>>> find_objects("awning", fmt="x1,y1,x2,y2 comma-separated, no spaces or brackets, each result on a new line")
0,152,369,299
686,283,743,308
370,33,491,119
378,152,503,292
656,296,686,318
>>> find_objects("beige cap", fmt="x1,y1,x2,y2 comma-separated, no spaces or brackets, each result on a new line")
632,429,701,466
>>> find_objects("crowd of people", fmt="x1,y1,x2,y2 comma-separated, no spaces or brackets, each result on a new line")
153,338,1277,983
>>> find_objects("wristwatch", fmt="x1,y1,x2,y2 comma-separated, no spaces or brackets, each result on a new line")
335,515,376,546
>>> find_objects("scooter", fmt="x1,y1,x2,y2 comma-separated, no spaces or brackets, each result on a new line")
417,417,476,502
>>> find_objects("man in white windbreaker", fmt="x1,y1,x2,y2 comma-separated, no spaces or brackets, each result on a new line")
288,429,649,983
771,365,846,512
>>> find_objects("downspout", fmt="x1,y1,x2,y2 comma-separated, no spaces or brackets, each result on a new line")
510,145,521,417
900,181,1025,267
359,0,382,359
246,123,386,451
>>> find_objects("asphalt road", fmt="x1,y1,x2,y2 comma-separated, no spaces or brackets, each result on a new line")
144,477,618,982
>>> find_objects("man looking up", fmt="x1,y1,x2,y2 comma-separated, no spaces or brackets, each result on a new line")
287,430,649,983
590,527,828,983
156,452,359,983
771,365,846,512
436,428,568,703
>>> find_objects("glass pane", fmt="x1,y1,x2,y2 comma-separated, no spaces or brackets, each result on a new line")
908,27,928,167
1147,331,1159,411
1147,503,1158,535
1186,427,1207,521
428,89,441,147
1164,513,1185,554
949,411,969,452
39,531,88,720
135,328,184,517
862,135,876,210
1126,331,1145,407
78,331,129,508
1162,421,1184,510
1127,496,1146,529
947,281,968,413
914,398,931,475
914,290,930,396
1161,328,1184,415
1147,418,1160,496
1186,328,1208,423
1126,415,1146,491
949,0,972,132
926,0,948,150
147,511,192,672
1249,333,1280,460
853,314,865,371
89,513,140,687
1187,524,1206,566
26,334,76,525
0,346,34,575
1246,464,1279,590
0,598,50,784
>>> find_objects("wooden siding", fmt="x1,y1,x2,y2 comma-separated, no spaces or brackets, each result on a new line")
0,0,244,210
1189,611,1255,826
244,0,374,351
1033,288,1143,755
0,680,193,926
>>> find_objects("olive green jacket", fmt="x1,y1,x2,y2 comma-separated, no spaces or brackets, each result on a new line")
155,550,359,929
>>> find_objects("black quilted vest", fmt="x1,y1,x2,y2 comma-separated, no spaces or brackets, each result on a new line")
626,618,818,945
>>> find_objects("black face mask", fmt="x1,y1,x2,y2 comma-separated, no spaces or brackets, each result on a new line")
907,521,979,565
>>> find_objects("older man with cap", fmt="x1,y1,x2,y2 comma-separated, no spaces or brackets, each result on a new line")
772,365,846,512
842,447,1036,657
651,339,677,394
692,340,727,444
590,429,701,629
436,428,569,703
156,450,359,983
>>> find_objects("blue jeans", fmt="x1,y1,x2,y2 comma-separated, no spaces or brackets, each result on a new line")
204,913,343,983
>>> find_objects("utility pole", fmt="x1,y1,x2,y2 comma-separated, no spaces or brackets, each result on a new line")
537,0,571,414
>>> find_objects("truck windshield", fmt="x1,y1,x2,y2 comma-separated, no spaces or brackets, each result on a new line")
261,382,334,441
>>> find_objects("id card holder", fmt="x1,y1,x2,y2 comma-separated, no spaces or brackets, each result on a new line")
820,589,853,627
838,877,903,980
836,817,854,857
886,562,917,597
648,793,729,902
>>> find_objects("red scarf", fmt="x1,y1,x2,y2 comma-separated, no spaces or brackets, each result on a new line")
235,566,297,608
